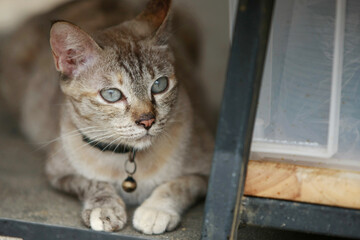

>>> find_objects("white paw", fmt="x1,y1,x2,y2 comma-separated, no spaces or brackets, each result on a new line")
82,207,127,232
90,208,104,231
133,206,180,234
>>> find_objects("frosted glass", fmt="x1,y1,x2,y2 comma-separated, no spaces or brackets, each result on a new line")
254,0,335,147
252,0,360,170
335,0,360,163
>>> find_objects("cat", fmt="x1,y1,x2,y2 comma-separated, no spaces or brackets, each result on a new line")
0,0,213,235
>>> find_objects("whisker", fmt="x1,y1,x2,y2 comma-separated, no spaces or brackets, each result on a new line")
33,126,101,152
159,129,173,142
110,137,124,157
39,127,92,143
48,131,118,160
68,132,120,159
93,134,124,160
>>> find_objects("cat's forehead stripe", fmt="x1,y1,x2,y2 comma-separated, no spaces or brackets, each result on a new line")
118,43,137,81
116,42,150,82
119,60,135,81
146,63,155,79
117,73,123,85
132,42,144,77
127,46,144,81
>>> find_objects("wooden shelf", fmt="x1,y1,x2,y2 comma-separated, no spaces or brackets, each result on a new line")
244,160,360,209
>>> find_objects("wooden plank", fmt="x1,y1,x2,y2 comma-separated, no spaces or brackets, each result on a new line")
244,160,360,209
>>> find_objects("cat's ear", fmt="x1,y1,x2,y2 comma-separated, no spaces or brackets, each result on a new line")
50,21,102,78
136,0,172,45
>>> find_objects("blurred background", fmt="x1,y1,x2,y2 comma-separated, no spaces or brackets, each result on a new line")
0,0,230,131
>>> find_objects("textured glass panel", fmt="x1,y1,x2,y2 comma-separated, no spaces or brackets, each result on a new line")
335,0,360,165
254,0,335,148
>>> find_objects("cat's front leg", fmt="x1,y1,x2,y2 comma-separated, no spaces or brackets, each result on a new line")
46,143,127,232
45,140,128,232
81,179,127,231
52,174,127,231
47,171,127,231
133,175,208,234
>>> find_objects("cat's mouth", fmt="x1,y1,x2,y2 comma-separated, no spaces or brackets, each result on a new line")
135,132,154,142
117,130,155,149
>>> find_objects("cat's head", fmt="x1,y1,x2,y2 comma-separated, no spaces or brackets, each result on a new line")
50,0,178,150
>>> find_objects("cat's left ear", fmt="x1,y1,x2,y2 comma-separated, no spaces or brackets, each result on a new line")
136,0,172,45
50,21,102,78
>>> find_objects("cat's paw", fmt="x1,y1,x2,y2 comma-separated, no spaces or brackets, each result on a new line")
82,205,127,232
133,206,180,234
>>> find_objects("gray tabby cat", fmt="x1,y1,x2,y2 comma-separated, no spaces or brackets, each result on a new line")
0,0,213,234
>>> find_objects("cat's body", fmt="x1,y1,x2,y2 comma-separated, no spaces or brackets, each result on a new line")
0,0,213,234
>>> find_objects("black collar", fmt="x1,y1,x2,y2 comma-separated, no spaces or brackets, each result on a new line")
82,134,133,154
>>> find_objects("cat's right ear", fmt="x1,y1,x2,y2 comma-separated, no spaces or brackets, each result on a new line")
50,21,102,78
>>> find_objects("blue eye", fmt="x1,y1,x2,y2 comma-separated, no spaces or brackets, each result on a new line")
151,77,168,94
100,88,122,102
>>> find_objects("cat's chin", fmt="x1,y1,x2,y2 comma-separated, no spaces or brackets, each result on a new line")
130,135,154,150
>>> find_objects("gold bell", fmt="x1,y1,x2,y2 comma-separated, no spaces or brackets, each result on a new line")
122,176,137,192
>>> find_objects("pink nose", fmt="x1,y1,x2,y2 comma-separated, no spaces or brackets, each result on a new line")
139,119,155,129
135,113,156,130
